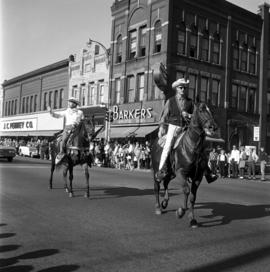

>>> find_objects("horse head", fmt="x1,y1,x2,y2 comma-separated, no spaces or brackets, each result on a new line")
190,102,217,137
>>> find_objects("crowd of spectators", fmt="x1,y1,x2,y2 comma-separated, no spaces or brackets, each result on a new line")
1,137,269,179
208,145,269,181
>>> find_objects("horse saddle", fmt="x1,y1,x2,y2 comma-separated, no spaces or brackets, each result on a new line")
157,130,185,150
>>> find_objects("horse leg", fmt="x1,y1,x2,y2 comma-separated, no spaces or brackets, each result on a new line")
62,165,69,194
68,165,74,198
175,170,190,219
83,163,90,198
187,179,201,228
161,178,170,210
154,174,162,215
49,157,55,189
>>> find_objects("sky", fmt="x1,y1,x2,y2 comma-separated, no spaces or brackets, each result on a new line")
0,0,264,83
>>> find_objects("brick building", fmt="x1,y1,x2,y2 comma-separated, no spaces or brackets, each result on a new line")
109,0,270,152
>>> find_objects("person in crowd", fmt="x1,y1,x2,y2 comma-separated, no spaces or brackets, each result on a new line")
230,145,240,178
144,141,151,169
134,142,141,169
258,146,268,181
247,148,258,180
48,96,84,164
217,149,228,178
209,148,219,175
239,146,247,179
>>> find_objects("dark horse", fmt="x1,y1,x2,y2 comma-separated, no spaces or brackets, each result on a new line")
151,102,218,227
49,118,100,198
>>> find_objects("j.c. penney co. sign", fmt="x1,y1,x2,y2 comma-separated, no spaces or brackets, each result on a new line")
0,118,37,131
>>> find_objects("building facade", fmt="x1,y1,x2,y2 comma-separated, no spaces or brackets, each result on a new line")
109,0,270,152
0,59,69,137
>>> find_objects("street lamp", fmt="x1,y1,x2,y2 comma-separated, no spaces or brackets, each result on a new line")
86,38,111,143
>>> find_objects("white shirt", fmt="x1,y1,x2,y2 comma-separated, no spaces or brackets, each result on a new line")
230,149,240,163
51,107,84,126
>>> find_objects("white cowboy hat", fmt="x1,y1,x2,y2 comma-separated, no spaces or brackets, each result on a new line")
172,78,190,89
68,96,80,105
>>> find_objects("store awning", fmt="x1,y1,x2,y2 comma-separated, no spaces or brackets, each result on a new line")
0,130,61,137
98,125,159,139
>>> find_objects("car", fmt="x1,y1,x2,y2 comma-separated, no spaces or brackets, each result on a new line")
0,144,16,162
19,145,40,158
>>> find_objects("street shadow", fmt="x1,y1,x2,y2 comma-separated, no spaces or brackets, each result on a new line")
196,202,270,227
0,249,59,268
0,245,21,253
37,265,80,272
0,233,16,239
0,265,34,272
185,244,270,272
89,186,179,199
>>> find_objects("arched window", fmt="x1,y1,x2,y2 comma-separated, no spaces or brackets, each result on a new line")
116,35,122,63
128,29,137,59
154,20,162,53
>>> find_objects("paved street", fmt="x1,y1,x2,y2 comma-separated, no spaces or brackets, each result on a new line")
0,156,270,272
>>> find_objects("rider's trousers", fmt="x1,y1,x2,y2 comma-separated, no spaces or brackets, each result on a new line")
159,124,179,171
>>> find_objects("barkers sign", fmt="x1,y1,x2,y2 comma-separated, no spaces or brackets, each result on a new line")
1,118,37,131
112,105,152,120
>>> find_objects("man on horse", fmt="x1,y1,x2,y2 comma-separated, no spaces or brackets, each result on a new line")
156,78,193,180
48,96,84,165
156,77,217,183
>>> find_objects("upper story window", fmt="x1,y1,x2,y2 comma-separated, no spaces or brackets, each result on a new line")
128,29,137,60
59,89,64,108
239,86,247,112
99,84,104,104
189,25,198,58
201,30,209,62
137,73,145,101
34,96,37,112
115,78,121,104
138,25,147,57
248,88,255,113
154,20,162,53
211,79,220,106
81,86,86,106
30,96,33,113
249,47,256,74
212,32,220,65
200,77,208,103
54,90,58,109
233,42,239,70
188,74,197,101
231,84,238,109
127,75,135,103
89,85,95,105
240,44,248,72
177,23,186,55
49,91,53,107
116,35,122,63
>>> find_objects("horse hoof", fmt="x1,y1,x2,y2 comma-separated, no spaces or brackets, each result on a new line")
69,192,73,198
161,200,168,209
176,208,186,219
189,219,198,228
155,208,162,215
